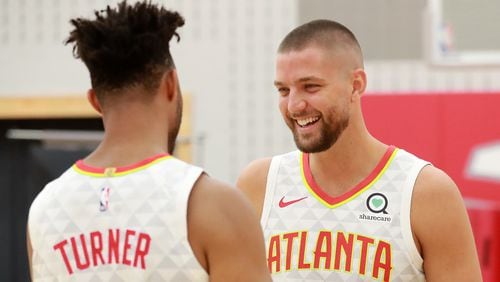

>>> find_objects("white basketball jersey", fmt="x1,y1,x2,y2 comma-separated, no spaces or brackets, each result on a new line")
28,154,209,281
262,146,429,281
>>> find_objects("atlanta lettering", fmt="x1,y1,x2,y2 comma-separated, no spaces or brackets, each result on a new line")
53,229,151,275
267,231,392,282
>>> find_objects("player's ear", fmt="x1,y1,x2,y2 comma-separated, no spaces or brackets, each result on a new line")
87,89,103,114
162,69,179,102
351,68,367,101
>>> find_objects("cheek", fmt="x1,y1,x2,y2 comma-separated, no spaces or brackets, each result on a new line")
278,97,288,116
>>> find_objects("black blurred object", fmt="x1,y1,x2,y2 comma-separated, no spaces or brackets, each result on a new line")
0,118,100,282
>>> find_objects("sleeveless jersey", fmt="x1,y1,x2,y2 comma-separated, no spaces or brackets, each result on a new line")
28,154,209,282
261,146,429,281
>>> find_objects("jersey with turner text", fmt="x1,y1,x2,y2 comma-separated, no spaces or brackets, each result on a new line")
261,146,428,281
28,154,208,281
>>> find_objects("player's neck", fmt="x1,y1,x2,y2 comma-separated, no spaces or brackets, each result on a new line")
309,126,387,197
84,108,170,168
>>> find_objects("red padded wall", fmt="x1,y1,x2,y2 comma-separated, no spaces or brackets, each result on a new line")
362,92,500,281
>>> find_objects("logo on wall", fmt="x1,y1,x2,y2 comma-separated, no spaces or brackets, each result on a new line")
366,193,388,214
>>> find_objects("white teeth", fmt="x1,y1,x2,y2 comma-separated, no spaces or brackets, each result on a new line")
296,117,319,127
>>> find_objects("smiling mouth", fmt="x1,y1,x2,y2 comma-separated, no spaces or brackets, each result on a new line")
295,116,320,127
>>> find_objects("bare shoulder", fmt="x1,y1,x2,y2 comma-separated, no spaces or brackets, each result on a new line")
236,158,272,217
412,165,463,205
411,165,469,227
188,174,271,281
189,174,260,238
236,157,273,189
416,165,458,193
192,174,251,211
411,165,481,281
411,165,467,240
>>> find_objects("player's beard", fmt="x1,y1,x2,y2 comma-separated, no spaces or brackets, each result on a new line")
287,107,349,153
167,87,183,155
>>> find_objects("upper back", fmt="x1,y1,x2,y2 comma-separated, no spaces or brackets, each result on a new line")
28,154,208,281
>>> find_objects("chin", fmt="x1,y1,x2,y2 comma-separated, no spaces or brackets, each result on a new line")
294,134,339,153
295,140,331,153
297,145,329,153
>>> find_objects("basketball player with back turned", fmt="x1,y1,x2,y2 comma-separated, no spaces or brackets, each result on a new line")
237,19,482,281
27,1,271,281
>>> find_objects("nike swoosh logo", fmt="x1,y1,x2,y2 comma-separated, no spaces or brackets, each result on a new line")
279,196,308,208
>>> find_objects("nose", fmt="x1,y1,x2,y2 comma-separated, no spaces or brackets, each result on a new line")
287,91,307,114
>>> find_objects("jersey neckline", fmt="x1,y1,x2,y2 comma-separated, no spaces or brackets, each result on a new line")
73,153,172,177
300,146,398,208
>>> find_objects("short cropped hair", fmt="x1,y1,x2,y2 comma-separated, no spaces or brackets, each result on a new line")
278,19,363,65
65,0,184,99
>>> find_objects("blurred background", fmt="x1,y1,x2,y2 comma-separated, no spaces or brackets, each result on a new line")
1,0,499,280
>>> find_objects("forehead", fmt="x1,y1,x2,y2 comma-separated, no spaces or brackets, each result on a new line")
275,46,338,84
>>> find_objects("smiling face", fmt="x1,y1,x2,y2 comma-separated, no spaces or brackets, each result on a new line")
275,45,354,153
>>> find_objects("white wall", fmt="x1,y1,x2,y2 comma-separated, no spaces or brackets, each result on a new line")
0,0,96,95
365,61,500,93
167,0,298,181
0,0,298,183
1,0,499,183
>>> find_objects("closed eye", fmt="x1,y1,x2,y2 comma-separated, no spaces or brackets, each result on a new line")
277,87,290,97
304,84,321,92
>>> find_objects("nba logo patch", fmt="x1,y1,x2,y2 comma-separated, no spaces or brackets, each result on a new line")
100,187,110,212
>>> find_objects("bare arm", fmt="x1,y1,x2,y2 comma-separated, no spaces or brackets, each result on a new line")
412,166,482,281
188,175,271,282
235,158,272,218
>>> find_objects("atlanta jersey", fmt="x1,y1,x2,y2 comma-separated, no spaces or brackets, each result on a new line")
261,146,429,281
28,154,208,281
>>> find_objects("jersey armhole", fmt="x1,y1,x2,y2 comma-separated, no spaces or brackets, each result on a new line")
180,166,204,237
400,155,429,274
260,156,281,227
180,165,208,276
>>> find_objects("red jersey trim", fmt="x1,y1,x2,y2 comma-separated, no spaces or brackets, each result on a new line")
301,146,397,208
73,153,172,177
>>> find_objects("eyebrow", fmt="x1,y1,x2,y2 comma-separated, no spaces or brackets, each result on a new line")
274,81,284,87
274,76,326,87
298,76,326,83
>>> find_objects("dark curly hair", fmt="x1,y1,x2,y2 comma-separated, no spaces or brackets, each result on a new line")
65,0,185,100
